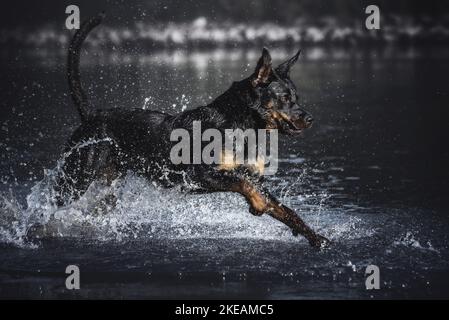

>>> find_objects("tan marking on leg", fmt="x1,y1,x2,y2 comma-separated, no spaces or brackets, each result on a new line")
238,180,269,214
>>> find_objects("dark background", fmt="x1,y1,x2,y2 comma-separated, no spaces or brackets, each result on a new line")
1,0,449,27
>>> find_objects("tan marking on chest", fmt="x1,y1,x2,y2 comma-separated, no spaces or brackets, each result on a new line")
249,156,265,175
218,149,238,171
218,150,265,175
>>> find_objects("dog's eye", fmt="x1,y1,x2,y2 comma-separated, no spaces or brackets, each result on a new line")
280,95,290,103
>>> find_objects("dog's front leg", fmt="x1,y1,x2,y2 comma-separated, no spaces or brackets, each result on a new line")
237,179,330,248
205,170,330,248
265,196,330,248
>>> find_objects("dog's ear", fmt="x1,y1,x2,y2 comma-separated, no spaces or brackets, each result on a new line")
275,49,300,77
252,48,272,87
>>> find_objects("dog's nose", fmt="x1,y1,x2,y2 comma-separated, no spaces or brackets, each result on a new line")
304,114,314,125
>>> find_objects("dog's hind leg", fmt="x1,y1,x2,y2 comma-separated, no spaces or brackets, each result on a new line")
54,138,121,206
203,169,330,248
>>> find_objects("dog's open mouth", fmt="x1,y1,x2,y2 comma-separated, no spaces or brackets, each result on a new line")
277,117,310,135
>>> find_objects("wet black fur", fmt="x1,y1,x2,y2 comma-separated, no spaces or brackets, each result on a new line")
57,14,330,248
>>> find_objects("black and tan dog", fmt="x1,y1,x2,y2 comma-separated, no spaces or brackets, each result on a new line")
57,13,330,248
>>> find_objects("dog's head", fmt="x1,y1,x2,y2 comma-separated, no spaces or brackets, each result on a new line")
250,48,313,135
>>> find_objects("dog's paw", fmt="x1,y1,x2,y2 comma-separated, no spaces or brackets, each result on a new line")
249,206,264,216
308,234,331,249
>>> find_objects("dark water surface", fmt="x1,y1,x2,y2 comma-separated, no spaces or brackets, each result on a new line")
1,46,449,299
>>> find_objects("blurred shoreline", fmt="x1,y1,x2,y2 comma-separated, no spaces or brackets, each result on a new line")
2,45,448,70
1,15,449,53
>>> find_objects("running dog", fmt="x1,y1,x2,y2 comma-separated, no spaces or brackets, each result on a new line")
57,13,330,248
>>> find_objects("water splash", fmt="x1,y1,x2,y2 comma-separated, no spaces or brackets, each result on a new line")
393,231,440,253
0,146,375,248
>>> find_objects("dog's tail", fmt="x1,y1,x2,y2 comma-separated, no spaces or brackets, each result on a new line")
67,12,105,122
